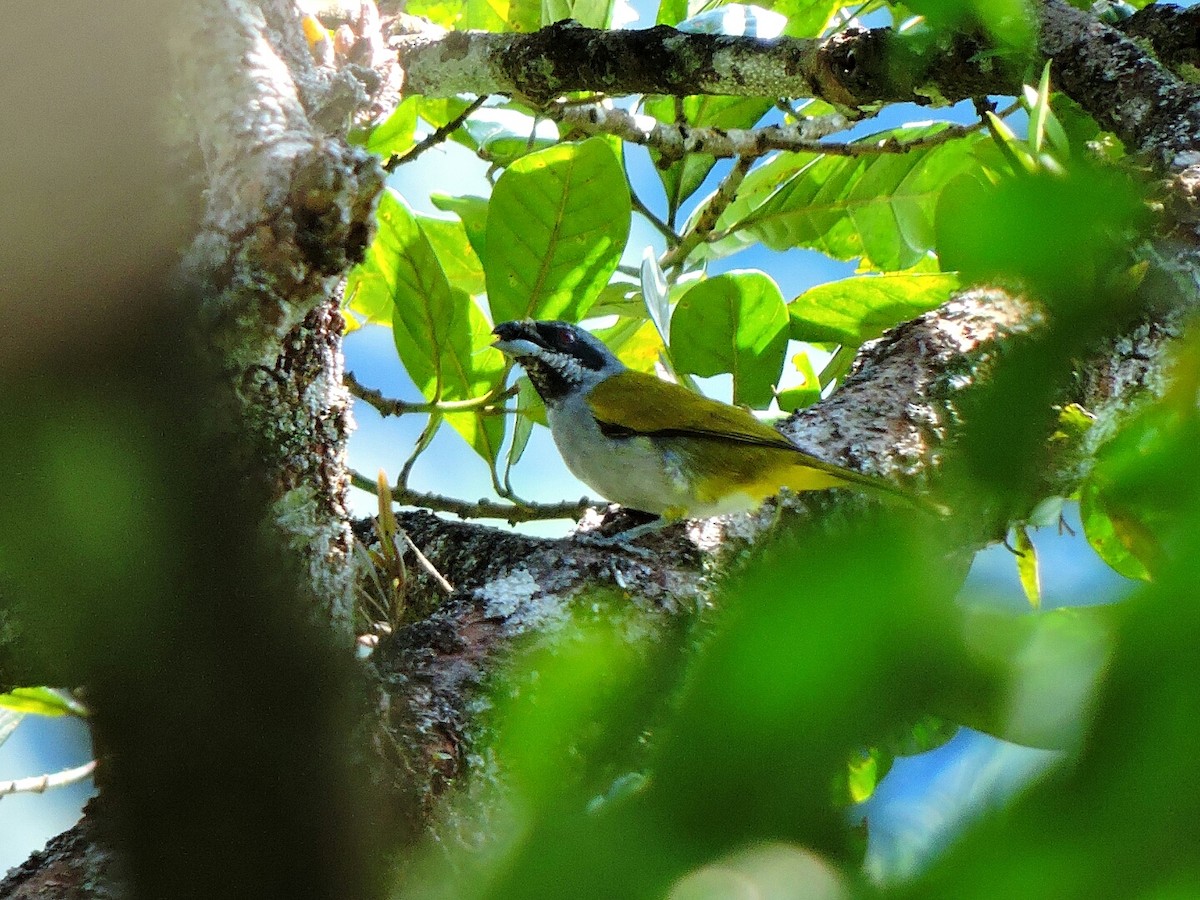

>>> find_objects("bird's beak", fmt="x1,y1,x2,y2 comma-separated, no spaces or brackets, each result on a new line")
492,320,541,357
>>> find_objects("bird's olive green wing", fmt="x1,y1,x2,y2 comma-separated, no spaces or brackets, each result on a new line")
586,370,798,449
586,371,944,513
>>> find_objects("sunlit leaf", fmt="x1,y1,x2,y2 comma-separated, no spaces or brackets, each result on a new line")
465,0,540,31
0,687,87,717
594,317,665,374
362,191,506,461
703,126,981,270
406,0,466,27
788,272,959,345
670,271,789,408
417,214,486,296
1013,525,1042,609
766,0,846,36
775,350,820,412
486,138,631,323
363,97,419,159
431,193,489,263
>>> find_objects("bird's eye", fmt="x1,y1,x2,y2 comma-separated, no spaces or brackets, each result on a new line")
556,328,576,346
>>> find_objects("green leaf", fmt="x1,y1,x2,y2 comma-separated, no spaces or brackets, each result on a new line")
588,281,646,318
1080,473,1155,582
775,350,820,412
594,317,665,374
542,0,614,27
788,272,959,345
643,95,773,221
846,747,885,804
506,376,543,473
1013,525,1042,609
767,0,845,37
0,687,87,717
465,0,540,31
363,97,419,159
704,126,980,270
405,0,466,27
655,0,688,24
417,214,486,296
366,190,506,461
670,271,789,408
485,138,631,323
431,193,489,263
936,165,1146,312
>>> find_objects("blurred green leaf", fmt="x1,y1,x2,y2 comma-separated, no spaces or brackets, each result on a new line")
417,215,486,296
543,0,614,27
485,138,631,323
1013,525,1041,609
788,272,959,345
935,165,1146,312
465,0,540,31
846,747,886,804
1052,403,1095,441
1077,348,1200,581
0,687,86,717
670,271,789,407
1080,483,1153,581
950,606,1115,749
902,0,1036,58
767,0,845,36
704,126,981,270
406,0,466,27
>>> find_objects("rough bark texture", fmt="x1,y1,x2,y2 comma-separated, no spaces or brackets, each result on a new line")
393,20,1017,106
6,1,1200,897
174,0,384,636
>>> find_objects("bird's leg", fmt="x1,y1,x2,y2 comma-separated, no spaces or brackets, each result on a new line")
569,506,686,555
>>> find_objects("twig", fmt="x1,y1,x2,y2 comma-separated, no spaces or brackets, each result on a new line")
0,760,96,798
399,531,455,593
661,155,753,271
547,101,1013,162
350,470,600,522
630,189,680,247
385,95,488,171
398,413,442,487
346,371,514,417
547,102,850,161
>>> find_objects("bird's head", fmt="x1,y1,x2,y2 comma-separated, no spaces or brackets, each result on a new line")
493,320,625,404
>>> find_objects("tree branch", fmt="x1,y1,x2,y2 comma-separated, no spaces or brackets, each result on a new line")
393,21,1015,107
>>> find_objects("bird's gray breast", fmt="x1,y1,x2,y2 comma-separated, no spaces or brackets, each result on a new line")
544,393,691,515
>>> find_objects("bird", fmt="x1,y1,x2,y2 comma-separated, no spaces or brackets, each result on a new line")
492,319,942,533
